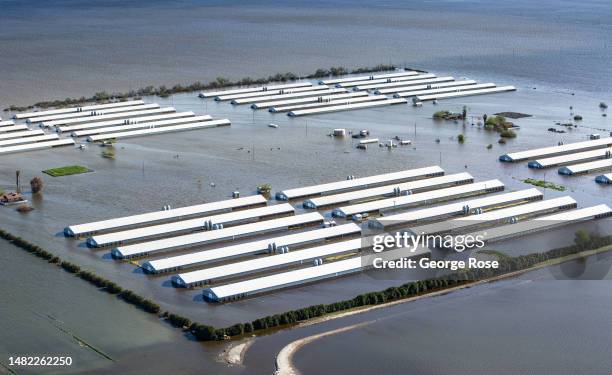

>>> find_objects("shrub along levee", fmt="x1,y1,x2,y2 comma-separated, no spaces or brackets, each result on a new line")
2,225,610,343
209,231,612,341
0,228,160,317
4,64,398,112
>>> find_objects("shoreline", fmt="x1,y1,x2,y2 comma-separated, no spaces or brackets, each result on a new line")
221,337,255,365
273,244,612,375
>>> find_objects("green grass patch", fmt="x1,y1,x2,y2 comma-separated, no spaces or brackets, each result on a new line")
522,178,566,191
43,165,92,177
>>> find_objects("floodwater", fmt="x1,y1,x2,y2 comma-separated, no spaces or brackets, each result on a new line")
244,253,612,375
0,0,611,374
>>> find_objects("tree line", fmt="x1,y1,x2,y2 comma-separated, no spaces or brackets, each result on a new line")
4,64,397,112
1,226,608,343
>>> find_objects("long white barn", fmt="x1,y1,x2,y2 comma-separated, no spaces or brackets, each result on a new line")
141,223,361,273
112,212,325,258
173,238,364,287
368,188,544,229
64,195,267,237
500,137,612,162
333,179,505,218
303,172,473,209
276,166,444,200
87,204,294,247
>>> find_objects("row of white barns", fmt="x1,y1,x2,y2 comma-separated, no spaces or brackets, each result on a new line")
170,170,507,297
203,199,611,302
63,165,609,302
200,173,607,301
197,70,515,117
329,71,516,104
12,100,230,145
0,119,74,155
206,80,408,115
501,136,612,181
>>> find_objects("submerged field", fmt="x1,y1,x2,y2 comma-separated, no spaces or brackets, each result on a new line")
0,82,609,331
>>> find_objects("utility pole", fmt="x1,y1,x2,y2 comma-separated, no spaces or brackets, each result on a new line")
16,170,20,190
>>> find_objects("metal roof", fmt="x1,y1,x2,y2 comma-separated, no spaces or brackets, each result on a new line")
276,166,444,200
393,83,496,98
200,82,312,98
287,98,408,117
204,257,364,301
376,80,477,95
88,204,294,247
0,120,15,127
528,148,612,168
462,204,612,244
174,238,363,285
64,195,267,236
56,112,195,133
203,244,431,301
500,137,612,162
112,212,325,258
72,115,211,137
142,223,361,272
26,103,158,123
0,134,59,147
416,86,516,101
355,76,455,91
231,88,346,105
252,92,368,109
0,130,45,141
333,179,505,217
0,138,75,154
86,119,230,142
303,172,473,209
271,95,387,113
42,107,176,127
0,125,29,133
369,188,543,229
319,71,420,85
14,100,145,120
558,159,612,175
408,196,577,235
337,73,436,88
216,85,330,101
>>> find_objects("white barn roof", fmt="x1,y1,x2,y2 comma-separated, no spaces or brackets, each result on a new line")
142,223,361,272
88,203,294,247
528,148,612,168
333,179,505,217
200,82,312,98
14,100,145,120
64,195,267,236
369,188,544,229
558,159,612,175
57,112,195,133
303,172,473,209
174,238,363,286
112,212,325,258
319,71,420,85
408,196,577,235
287,98,407,116
86,119,230,142
276,166,444,200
